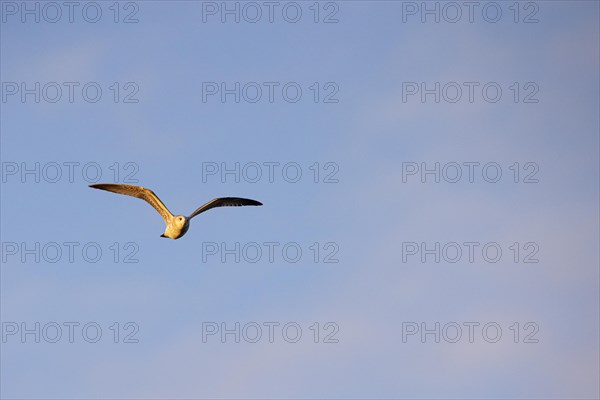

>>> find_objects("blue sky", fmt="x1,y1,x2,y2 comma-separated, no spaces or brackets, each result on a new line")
1,1,599,399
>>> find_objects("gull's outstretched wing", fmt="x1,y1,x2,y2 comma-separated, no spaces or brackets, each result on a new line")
89,183,174,224
188,197,262,220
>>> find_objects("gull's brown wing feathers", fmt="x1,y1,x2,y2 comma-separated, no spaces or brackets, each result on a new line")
89,184,174,224
188,197,262,220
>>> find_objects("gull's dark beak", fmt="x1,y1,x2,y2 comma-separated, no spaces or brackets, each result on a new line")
160,234,166,238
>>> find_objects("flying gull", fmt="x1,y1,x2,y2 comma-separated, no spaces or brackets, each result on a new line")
89,183,262,239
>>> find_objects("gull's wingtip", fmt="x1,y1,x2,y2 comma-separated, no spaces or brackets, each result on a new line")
89,183,114,190
246,199,262,206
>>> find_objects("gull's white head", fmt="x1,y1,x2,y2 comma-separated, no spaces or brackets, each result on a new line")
161,215,189,239
174,215,187,228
